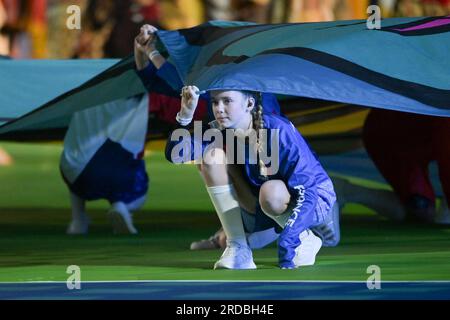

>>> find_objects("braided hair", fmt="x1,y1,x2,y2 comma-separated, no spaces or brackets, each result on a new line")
244,91,268,179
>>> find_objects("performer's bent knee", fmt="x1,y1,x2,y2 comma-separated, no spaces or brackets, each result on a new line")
259,180,290,216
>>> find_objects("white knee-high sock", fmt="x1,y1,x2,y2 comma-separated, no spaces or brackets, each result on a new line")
206,184,247,246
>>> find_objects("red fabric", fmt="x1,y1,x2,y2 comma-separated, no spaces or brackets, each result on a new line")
363,109,450,204
421,0,450,5
140,2,160,21
149,93,208,124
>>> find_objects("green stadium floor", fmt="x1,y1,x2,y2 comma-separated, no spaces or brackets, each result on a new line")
0,142,449,282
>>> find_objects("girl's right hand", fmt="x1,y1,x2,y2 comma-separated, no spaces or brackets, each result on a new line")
180,86,200,119
135,25,158,55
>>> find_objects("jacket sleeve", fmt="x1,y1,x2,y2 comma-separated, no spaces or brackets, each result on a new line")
165,121,217,164
135,61,183,97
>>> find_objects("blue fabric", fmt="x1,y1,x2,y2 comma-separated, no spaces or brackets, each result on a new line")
136,61,282,120
156,18,450,117
63,139,148,204
1,18,449,136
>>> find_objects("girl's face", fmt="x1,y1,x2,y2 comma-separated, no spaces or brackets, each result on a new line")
210,90,255,129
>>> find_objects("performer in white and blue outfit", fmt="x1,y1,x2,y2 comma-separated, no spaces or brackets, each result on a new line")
61,94,149,235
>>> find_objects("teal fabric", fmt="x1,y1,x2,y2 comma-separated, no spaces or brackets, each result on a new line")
0,57,146,134
157,17,450,116
0,59,117,125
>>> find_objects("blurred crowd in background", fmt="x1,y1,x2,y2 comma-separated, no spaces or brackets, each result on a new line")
0,0,449,59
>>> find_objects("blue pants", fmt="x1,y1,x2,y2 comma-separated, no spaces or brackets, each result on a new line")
241,205,280,234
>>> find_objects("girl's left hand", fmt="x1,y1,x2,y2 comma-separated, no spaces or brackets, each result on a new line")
135,25,158,55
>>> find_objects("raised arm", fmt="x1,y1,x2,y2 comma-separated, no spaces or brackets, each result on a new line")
134,24,165,70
